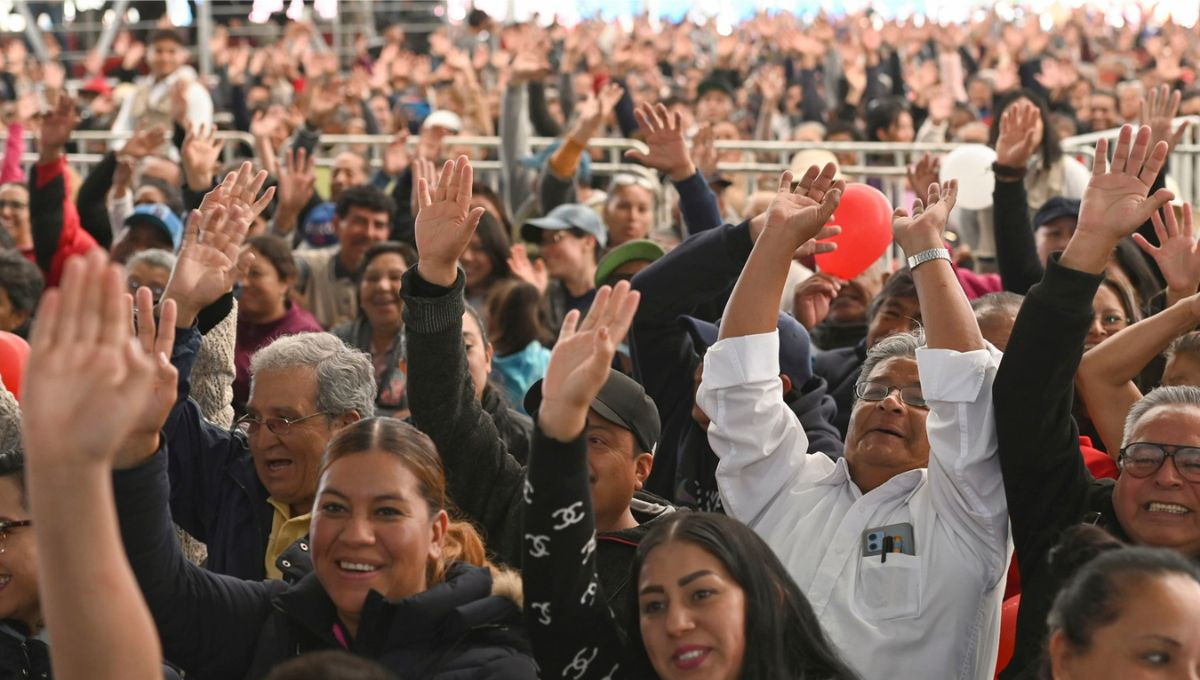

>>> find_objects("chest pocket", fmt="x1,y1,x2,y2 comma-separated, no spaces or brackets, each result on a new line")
857,553,923,620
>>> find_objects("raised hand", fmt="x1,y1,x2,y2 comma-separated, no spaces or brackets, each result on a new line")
117,286,179,467
995,99,1040,168
182,123,225,191
906,153,941,204
793,273,843,330
763,163,845,251
37,94,78,160
892,180,958,255
1141,83,1190,156
21,250,162,469
1135,202,1200,301
121,125,168,160
1076,125,1174,244
569,82,625,143
507,243,549,294
413,155,486,286
274,147,316,216
409,156,436,218
624,101,697,181
168,165,273,326
537,282,641,441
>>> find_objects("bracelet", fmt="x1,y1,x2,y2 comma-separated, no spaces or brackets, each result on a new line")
992,161,1027,182
906,247,952,270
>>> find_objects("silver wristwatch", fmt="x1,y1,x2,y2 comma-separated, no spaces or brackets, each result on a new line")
905,247,951,270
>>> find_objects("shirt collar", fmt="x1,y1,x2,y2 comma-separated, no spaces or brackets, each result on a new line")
820,458,926,502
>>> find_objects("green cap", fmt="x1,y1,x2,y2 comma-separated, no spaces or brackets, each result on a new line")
594,239,666,287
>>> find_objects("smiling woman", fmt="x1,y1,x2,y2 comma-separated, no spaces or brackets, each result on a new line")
113,416,538,678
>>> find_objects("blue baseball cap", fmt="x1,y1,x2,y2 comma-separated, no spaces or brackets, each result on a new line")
124,203,184,251
522,204,608,249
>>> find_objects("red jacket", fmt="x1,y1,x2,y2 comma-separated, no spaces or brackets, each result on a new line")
28,156,99,286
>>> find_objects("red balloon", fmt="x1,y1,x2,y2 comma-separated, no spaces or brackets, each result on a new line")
814,183,894,280
0,331,29,401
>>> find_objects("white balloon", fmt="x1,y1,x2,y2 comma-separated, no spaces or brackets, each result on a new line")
938,144,998,210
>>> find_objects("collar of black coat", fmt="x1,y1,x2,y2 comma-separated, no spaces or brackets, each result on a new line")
273,561,524,654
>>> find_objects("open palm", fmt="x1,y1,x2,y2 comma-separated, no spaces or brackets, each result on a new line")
414,156,486,279
625,102,693,180
1077,125,1173,240
764,164,844,250
541,283,640,417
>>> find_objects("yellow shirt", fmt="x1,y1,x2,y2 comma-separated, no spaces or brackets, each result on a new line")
265,498,312,580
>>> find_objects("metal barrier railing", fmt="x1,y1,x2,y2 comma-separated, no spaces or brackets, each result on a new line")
6,126,1200,227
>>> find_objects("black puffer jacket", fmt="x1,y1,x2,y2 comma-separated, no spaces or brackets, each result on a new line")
0,623,50,680
114,449,537,680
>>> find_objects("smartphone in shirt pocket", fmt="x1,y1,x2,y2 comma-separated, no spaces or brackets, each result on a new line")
858,523,922,620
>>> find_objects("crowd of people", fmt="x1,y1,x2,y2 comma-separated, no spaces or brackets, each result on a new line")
4,3,1200,679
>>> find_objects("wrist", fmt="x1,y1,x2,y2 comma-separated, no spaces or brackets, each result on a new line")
114,432,161,470
537,401,588,442
417,261,458,288
898,234,946,257
185,172,213,192
667,162,698,183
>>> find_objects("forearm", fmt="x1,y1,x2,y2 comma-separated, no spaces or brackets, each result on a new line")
673,171,723,235
718,229,793,340
910,255,985,351
1,121,25,184
30,463,160,680
992,178,1045,294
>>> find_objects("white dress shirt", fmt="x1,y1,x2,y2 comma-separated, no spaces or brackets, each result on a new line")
698,331,1011,680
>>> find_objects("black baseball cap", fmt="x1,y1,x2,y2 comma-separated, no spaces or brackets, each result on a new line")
696,78,735,102
1033,197,1080,229
525,370,661,456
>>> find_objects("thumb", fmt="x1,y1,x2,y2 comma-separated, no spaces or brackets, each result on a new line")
1139,189,1176,226
1131,232,1156,256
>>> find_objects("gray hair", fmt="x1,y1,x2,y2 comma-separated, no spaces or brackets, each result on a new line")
857,330,926,392
971,291,1024,321
1122,385,1200,448
1164,331,1200,365
125,248,177,274
0,377,21,463
250,333,376,419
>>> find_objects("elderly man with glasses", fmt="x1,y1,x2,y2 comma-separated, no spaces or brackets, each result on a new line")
115,165,376,582
696,166,1010,680
992,125,1200,678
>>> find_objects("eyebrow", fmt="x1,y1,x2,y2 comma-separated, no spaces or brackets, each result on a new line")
678,570,715,587
1136,634,1181,647
320,488,409,503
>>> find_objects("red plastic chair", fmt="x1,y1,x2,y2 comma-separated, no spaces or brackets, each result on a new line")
995,595,1021,678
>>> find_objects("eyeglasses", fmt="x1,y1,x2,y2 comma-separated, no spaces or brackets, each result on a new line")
128,279,166,303
0,200,27,211
0,519,31,554
1119,442,1200,482
235,411,329,436
540,230,568,246
854,381,928,409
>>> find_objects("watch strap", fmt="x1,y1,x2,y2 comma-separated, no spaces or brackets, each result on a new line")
906,247,952,270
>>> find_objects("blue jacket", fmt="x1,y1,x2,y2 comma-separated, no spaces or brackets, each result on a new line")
631,220,844,510
166,326,273,580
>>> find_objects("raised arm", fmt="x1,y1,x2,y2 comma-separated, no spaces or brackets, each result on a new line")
21,250,164,680
991,100,1045,295
525,283,641,680
623,101,722,233
995,125,1174,679
405,156,528,567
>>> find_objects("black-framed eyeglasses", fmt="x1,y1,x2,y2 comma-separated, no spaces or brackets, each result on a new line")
235,412,329,436
0,519,31,554
854,381,928,409
1119,442,1200,482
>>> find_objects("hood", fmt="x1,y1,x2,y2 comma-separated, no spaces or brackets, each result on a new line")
602,492,681,545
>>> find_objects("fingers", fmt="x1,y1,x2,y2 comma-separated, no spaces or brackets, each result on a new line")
1138,188,1177,226
1150,208,1169,247
156,298,177,358
435,159,454,203
454,155,473,207
99,262,128,348
134,287,156,352
777,170,796,194
1184,203,1194,241
1139,140,1170,187
417,177,432,212
1110,125,1133,174
579,285,612,333
557,309,582,345
1132,232,1156,257
1125,125,1152,178
1092,137,1108,177
940,178,958,211
463,206,485,234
